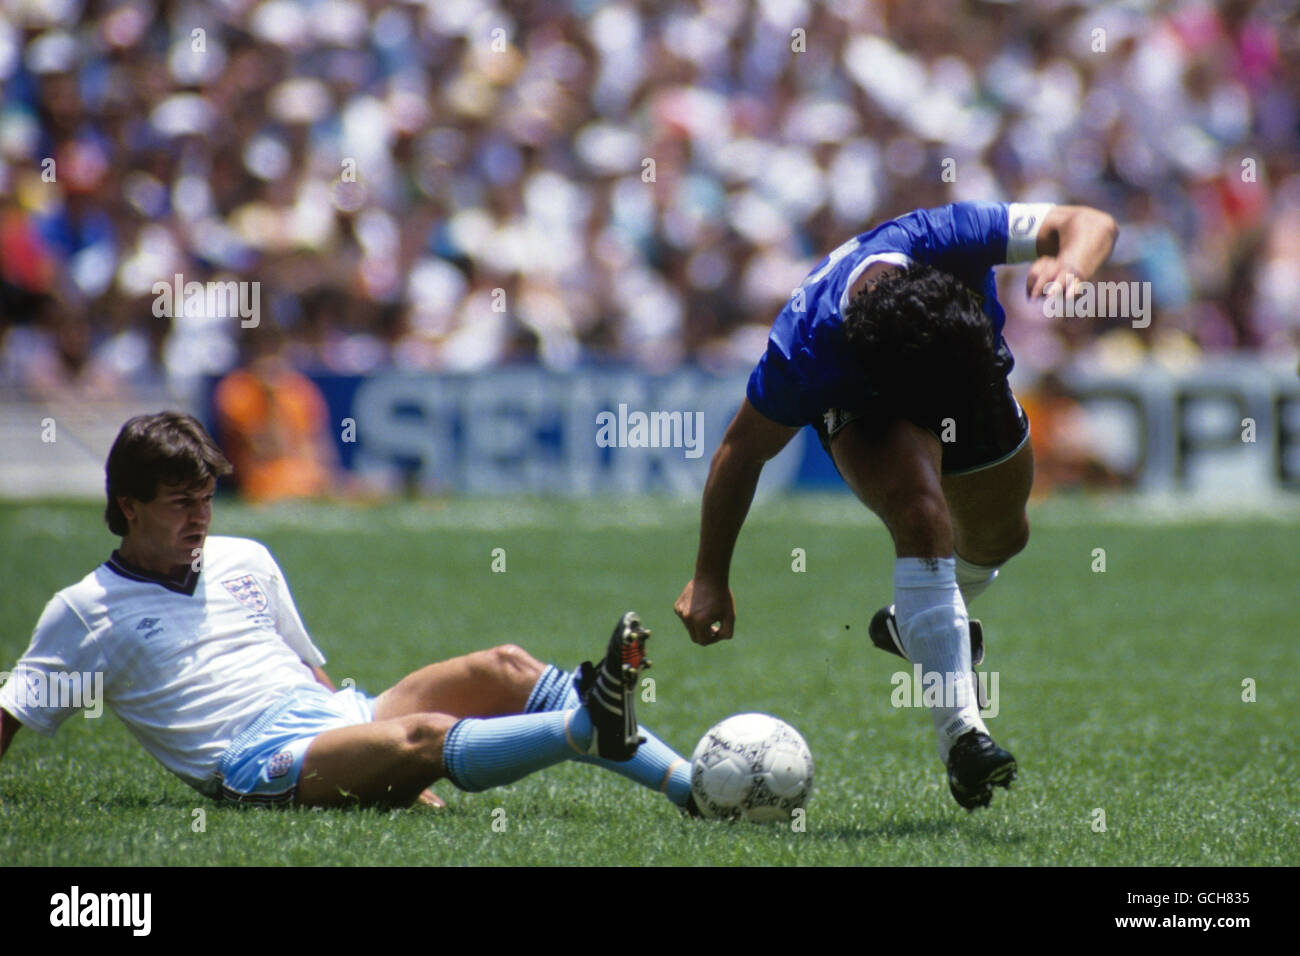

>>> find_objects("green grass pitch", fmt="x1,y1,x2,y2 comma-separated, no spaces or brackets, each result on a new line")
1,496,1297,866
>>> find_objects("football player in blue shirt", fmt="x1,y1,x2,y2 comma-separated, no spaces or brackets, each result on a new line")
675,202,1118,809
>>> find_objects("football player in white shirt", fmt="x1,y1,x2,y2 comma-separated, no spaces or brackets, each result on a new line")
0,412,697,811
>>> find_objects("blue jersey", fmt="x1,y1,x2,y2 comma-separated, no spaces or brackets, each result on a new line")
746,201,1052,427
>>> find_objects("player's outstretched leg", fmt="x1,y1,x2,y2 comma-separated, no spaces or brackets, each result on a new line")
524,615,695,809
576,611,649,760
437,612,669,798
298,614,684,808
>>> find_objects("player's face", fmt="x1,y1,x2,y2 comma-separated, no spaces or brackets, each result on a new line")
118,478,215,576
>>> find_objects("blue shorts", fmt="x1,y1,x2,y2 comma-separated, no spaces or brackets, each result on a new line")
215,685,376,806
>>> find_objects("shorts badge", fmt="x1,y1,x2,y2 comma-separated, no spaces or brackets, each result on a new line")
268,749,294,779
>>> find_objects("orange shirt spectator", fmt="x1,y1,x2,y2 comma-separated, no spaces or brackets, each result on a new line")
214,359,335,502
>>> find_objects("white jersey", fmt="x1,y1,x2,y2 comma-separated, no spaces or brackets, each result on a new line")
0,536,327,796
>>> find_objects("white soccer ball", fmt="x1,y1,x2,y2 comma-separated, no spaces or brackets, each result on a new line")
690,713,814,823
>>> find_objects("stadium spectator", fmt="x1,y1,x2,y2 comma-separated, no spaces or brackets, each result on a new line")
213,323,338,502
0,0,1294,442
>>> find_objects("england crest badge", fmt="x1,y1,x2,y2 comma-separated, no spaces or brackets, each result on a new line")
222,574,269,613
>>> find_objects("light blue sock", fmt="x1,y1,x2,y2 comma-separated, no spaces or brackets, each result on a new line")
524,664,573,713
442,708,594,792
531,664,693,806
583,730,693,807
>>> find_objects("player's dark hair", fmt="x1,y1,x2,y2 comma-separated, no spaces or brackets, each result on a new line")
105,412,232,536
841,263,1008,422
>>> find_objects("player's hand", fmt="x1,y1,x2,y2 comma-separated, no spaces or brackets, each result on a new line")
1026,255,1086,301
417,788,445,808
675,577,736,646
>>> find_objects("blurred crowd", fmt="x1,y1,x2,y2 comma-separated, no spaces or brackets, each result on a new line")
1,0,1297,408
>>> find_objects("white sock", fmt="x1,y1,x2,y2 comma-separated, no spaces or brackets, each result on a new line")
954,554,999,605
893,557,987,761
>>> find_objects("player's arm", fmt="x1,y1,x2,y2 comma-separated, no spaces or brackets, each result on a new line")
675,399,799,645
259,545,332,680
0,707,20,761
1026,205,1119,299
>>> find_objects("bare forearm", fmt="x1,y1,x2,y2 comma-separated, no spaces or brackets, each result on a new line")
678,400,797,644
694,442,766,583
1027,206,1119,299
310,666,335,691
1050,207,1119,280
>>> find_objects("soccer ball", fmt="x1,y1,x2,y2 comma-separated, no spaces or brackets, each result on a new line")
690,713,814,823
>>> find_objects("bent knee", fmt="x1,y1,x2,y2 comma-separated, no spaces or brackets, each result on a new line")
964,515,1030,565
485,643,542,683
996,514,1030,561
1010,517,1030,556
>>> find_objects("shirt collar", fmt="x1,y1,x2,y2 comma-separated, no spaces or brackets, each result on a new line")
106,549,201,596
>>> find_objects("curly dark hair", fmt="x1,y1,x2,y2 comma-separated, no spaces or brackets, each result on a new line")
841,263,1009,422
105,412,232,536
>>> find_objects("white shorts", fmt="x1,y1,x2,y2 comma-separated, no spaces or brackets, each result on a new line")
215,685,376,805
